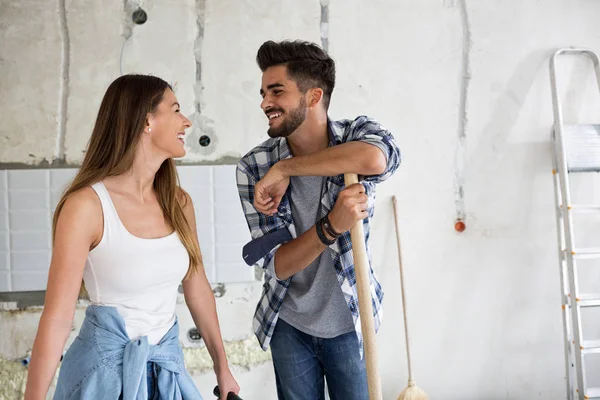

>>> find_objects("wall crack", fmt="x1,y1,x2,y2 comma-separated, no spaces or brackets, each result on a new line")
320,0,329,52
56,0,70,162
454,0,471,223
188,0,217,157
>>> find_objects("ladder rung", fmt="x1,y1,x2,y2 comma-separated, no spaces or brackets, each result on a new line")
562,124,600,173
581,339,600,355
586,387,600,399
572,248,600,259
578,294,600,307
569,205,600,213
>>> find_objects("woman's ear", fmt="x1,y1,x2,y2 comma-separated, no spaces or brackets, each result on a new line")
145,113,154,133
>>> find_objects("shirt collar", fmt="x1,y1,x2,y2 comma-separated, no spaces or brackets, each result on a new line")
278,117,342,157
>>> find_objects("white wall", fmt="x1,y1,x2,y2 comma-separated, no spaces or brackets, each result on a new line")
0,165,255,291
1,0,600,399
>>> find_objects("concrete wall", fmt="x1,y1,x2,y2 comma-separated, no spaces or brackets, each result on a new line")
1,0,600,399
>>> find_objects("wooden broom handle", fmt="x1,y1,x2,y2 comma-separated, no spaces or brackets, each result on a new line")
344,173,382,400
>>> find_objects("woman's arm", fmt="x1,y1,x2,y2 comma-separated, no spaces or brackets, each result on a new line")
24,188,102,400
179,191,239,399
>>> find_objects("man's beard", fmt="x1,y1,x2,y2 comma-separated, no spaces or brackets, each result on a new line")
267,98,308,138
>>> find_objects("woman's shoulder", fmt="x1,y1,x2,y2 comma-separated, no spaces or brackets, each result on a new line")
65,185,101,207
53,184,104,246
58,185,103,222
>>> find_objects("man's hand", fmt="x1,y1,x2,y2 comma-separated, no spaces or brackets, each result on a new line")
328,183,368,233
254,163,289,216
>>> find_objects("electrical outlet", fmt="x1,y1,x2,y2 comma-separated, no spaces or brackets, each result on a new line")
187,328,203,344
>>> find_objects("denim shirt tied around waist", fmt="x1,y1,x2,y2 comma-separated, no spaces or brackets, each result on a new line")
54,305,202,400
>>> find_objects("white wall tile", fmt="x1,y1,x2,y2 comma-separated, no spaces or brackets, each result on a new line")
187,186,213,226
0,170,7,211
49,169,77,212
215,202,247,226
213,166,256,283
50,168,77,190
215,225,250,245
0,165,261,291
186,185,213,209
11,271,48,291
9,211,50,231
214,179,242,206
194,213,213,228
8,170,49,190
0,271,9,292
216,244,245,265
196,224,214,247
213,165,237,187
0,252,8,271
8,191,49,210
10,232,50,251
51,189,63,212
178,165,212,187
0,211,8,231
11,251,50,271
199,244,214,265
0,170,6,190
216,263,254,283
0,232,8,252
203,263,216,283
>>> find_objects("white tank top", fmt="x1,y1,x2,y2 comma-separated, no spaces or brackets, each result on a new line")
83,182,190,344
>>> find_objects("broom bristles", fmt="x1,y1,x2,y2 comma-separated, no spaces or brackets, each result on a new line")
397,380,428,400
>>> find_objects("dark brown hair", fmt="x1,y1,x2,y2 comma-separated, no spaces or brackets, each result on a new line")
256,40,336,110
53,74,201,280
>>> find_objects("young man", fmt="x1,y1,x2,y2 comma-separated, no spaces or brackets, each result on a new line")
236,40,400,400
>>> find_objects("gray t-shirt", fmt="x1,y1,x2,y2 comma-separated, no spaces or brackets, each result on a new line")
278,175,355,338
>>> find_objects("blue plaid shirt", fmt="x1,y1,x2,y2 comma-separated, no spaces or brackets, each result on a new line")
236,116,401,352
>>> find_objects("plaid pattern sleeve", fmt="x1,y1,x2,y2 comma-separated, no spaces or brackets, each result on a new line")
236,116,400,353
344,115,401,184
235,139,294,350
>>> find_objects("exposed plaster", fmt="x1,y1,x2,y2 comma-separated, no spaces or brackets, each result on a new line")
186,0,219,157
320,0,329,52
194,0,205,115
0,339,270,399
0,155,242,170
454,0,472,222
120,0,139,75
184,339,271,372
0,356,28,400
55,0,70,164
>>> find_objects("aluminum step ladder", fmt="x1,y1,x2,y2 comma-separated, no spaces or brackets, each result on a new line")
550,48,600,400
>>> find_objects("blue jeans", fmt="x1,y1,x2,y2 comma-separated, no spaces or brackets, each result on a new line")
270,319,368,400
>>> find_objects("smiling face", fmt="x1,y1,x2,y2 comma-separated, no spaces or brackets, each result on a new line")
146,88,192,158
260,65,309,138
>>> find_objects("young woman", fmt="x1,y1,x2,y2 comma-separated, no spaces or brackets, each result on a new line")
24,74,239,399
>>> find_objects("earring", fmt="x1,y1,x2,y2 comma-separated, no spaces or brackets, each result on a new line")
148,128,152,132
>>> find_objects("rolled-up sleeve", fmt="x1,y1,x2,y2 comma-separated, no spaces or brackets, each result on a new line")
236,163,290,281
348,116,401,183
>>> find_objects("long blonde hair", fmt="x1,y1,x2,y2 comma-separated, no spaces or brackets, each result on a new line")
53,74,201,280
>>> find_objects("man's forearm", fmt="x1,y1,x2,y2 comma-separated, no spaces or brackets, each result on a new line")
278,141,386,178
274,225,332,280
